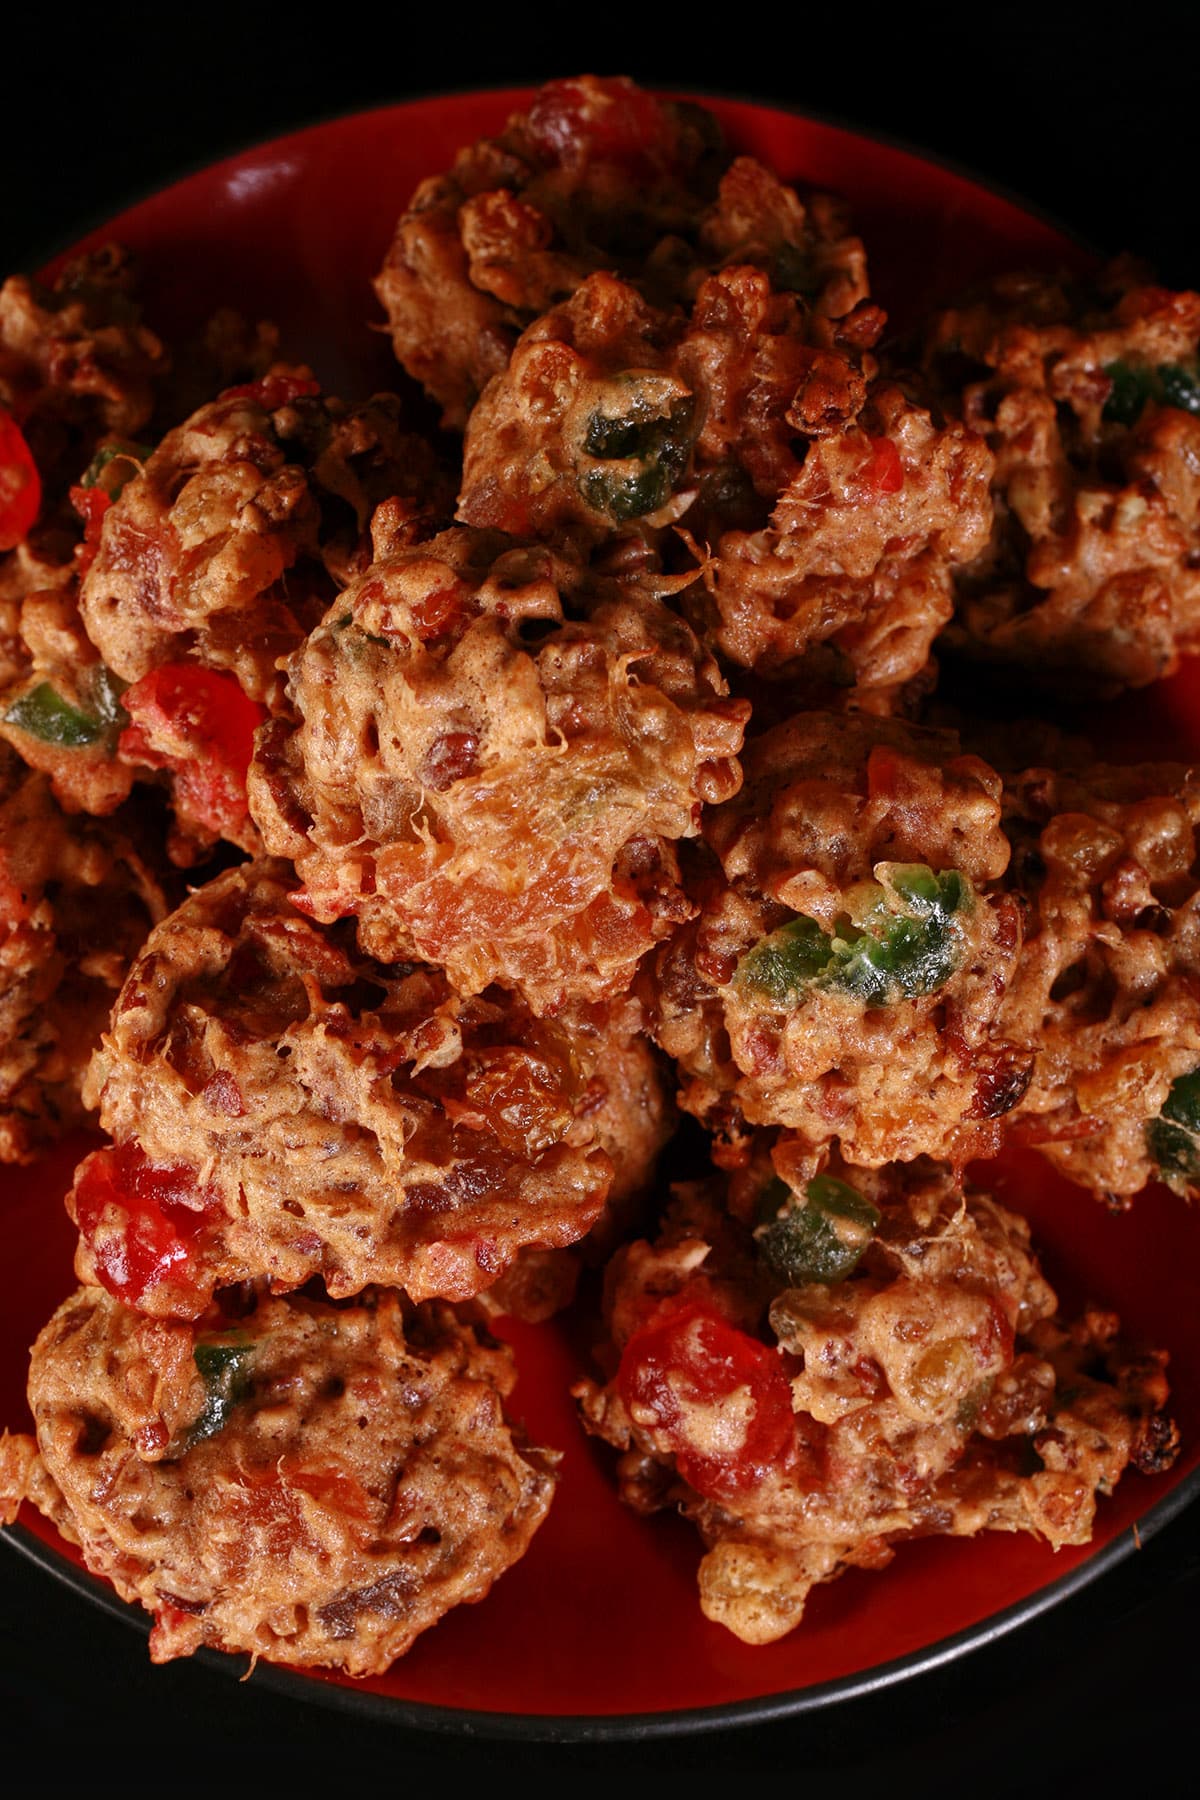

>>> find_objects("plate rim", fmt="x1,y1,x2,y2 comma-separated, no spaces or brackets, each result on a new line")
5,83,1189,1739
7,1457,1199,1741
19,80,1100,280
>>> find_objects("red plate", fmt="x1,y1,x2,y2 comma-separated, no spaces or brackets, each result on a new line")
4,90,1199,1733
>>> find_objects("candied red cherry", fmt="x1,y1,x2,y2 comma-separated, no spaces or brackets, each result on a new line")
118,664,267,843
525,77,676,175
0,408,41,550
617,1298,795,1500
70,1143,220,1315
862,435,904,494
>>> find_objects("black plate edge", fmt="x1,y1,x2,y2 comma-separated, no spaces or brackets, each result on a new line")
7,1456,1199,1742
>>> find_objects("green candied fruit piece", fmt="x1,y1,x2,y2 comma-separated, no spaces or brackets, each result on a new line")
580,385,696,523
583,409,651,461
1102,359,1200,426
1155,362,1200,416
6,683,105,747
736,915,833,1004
1162,1067,1200,1132
736,864,974,1010
581,462,677,521
755,1173,881,1286
80,440,152,499
4,666,128,749
887,864,969,921
185,1337,256,1448
1147,1066,1200,1190
1102,361,1156,425
836,865,972,1002
1146,1119,1199,1186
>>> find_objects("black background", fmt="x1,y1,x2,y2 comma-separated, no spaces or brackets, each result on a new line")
3,5,1198,1782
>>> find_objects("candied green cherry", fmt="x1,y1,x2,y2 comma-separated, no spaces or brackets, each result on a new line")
579,377,696,522
80,440,152,499
755,1173,881,1285
735,863,974,1009
887,864,969,919
184,1337,257,1449
736,915,832,1004
1102,359,1200,426
4,666,128,749
1147,1066,1200,1191
6,683,105,747
1102,361,1155,425
1156,363,1200,415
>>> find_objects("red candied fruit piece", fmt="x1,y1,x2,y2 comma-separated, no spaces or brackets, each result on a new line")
407,582,471,645
71,1142,219,1314
865,742,905,799
862,436,905,496
976,1295,1016,1367
0,408,42,551
279,1460,375,1529
616,1297,796,1502
118,663,267,839
147,1604,204,1662
525,77,676,176
220,373,321,410
69,482,111,576
288,887,335,919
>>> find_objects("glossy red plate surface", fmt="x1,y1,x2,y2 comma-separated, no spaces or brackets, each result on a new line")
4,90,1199,1732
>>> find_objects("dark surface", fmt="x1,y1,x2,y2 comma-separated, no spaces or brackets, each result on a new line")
5,13,1196,282
4,5,1198,1779
3,1500,1198,1774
